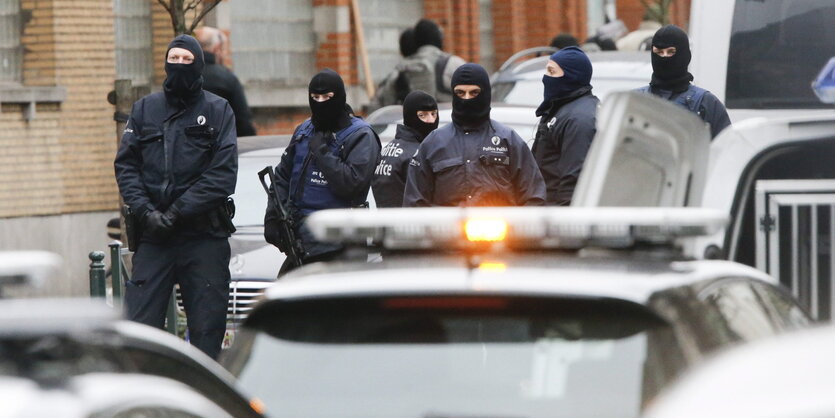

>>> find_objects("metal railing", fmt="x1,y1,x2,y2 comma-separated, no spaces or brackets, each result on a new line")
756,180,835,320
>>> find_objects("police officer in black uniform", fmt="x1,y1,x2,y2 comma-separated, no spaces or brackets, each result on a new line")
532,46,599,206
372,91,438,207
403,63,546,207
638,24,731,139
114,35,237,360
265,69,381,275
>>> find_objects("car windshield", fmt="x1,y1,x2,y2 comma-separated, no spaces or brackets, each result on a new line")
225,296,683,418
233,152,282,227
727,0,835,108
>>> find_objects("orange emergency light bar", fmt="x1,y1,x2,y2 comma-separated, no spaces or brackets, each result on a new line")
464,217,508,242
306,207,728,252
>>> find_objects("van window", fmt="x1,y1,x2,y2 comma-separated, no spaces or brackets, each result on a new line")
727,0,835,109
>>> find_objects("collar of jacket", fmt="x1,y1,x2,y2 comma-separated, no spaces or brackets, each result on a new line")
395,124,425,143
536,85,593,117
452,118,490,134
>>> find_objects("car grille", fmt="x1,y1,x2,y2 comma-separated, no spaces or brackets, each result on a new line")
174,279,273,324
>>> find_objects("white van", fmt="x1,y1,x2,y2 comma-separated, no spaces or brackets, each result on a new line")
575,88,835,322
689,0,835,122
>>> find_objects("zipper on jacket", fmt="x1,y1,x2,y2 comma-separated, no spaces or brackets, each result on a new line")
161,108,185,205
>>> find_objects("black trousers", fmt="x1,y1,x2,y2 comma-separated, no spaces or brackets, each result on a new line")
125,237,230,360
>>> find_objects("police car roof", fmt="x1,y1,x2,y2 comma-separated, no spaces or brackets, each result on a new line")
263,254,774,307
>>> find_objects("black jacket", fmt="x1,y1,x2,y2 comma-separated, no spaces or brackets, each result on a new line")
642,84,731,139
269,118,381,257
114,90,238,238
403,119,546,207
532,87,599,206
202,52,256,137
372,124,423,208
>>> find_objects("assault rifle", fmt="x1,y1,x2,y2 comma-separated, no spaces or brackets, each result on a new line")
258,166,304,268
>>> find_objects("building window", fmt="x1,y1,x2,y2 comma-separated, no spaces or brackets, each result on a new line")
231,0,316,88
114,0,152,86
479,0,494,72
0,0,21,83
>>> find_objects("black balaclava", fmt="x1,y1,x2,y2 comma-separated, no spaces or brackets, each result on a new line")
403,90,439,140
650,24,694,92
414,19,443,50
537,46,592,116
399,28,417,57
163,35,205,106
451,63,491,128
308,68,350,133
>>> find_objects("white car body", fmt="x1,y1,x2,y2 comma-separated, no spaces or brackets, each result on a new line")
644,324,835,418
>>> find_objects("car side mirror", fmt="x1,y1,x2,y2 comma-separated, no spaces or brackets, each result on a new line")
812,56,835,104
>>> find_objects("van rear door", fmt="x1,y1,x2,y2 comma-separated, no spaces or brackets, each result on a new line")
572,91,711,208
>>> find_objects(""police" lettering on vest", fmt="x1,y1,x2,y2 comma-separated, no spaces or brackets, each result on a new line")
381,142,404,158
375,160,393,176
309,170,328,186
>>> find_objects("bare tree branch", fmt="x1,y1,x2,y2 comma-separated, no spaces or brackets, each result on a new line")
156,0,172,14
187,0,222,34
184,0,199,12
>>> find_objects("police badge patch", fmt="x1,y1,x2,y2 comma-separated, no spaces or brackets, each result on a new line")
547,117,557,129
197,115,206,125
491,135,501,146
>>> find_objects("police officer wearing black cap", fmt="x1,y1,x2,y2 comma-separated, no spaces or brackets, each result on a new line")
403,63,546,207
114,35,237,359
372,91,438,208
265,69,381,275
637,24,731,139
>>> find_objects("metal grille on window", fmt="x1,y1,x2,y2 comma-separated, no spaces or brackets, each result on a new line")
0,0,21,83
113,0,152,86
755,180,835,320
231,0,316,88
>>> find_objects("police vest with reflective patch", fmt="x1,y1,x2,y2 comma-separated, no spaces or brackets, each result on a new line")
638,85,709,118
289,117,369,216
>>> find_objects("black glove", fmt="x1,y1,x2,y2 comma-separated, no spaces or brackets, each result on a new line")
143,210,176,242
308,130,331,154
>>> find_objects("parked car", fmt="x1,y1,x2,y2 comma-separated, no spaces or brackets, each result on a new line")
221,206,810,418
491,49,652,107
0,373,238,418
644,324,835,418
0,298,263,417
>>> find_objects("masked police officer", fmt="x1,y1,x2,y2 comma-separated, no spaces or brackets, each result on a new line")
372,91,439,208
638,24,731,139
265,69,381,275
532,46,599,206
114,35,237,360
403,63,546,207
